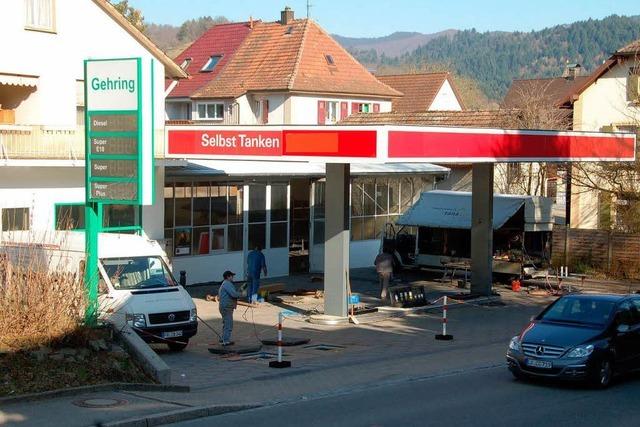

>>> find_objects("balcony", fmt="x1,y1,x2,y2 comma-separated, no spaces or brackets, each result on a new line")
0,125,166,161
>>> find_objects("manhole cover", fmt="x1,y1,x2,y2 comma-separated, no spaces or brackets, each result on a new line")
72,398,128,408
304,344,345,351
230,351,282,361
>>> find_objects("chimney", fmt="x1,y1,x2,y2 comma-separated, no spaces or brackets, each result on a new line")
563,63,582,80
280,6,294,25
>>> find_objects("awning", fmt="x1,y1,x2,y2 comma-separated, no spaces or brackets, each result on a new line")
165,159,450,178
0,73,39,87
397,190,554,231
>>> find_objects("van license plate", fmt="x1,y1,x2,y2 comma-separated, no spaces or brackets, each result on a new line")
163,330,183,339
526,359,552,369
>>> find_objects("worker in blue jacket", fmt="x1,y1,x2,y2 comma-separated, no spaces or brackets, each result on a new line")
246,245,267,304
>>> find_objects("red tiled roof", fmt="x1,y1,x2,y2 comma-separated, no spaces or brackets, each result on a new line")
339,110,519,128
194,19,401,99
502,76,589,108
617,39,640,55
377,73,464,112
167,22,253,98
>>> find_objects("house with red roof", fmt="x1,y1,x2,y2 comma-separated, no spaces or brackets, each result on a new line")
377,72,465,112
165,7,401,125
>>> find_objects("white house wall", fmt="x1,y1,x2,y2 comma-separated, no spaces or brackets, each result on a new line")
573,61,640,131
0,0,167,131
429,79,463,111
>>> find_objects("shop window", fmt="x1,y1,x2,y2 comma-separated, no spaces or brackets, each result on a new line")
210,185,227,225
546,179,557,200
227,224,243,252
25,0,55,32
228,185,243,225
174,227,192,256
270,184,288,248
249,184,266,223
2,207,29,231
211,227,225,251
350,177,428,241
164,184,174,229
313,182,326,245
193,184,210,226
248,223,266,250
174,183,192,227
55,204,85,230
192,226,210,255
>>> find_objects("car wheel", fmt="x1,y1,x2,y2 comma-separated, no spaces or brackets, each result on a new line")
592,358,613,389
168,340,188,351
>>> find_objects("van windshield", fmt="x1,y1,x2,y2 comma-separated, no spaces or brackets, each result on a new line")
101,256,177,290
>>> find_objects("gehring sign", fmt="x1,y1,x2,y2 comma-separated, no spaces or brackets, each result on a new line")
85,59,139,111
166,125,636,164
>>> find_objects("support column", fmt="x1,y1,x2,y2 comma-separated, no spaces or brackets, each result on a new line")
84,202,100,325
471,163,494,296
324,163,350,317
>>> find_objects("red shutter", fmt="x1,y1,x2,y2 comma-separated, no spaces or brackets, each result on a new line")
340,102,348,120
373,103,380,113
317,100,326,125
351,102,359,114
261,100,269,124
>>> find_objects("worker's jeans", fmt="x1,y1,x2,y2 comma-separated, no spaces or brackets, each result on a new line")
219,306,234,343
379,272,391,302
247,273,260,303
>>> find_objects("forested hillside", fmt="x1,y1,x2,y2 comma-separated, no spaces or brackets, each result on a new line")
349,15,640,100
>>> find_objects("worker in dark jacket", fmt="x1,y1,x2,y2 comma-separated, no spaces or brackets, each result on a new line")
375,249,394,303
218,271,239,345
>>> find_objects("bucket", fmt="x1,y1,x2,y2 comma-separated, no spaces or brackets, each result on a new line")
511,279,521,292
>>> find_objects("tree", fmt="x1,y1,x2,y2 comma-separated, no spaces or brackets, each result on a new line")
176,16,229,44
494,80,572,196
110,0,145,32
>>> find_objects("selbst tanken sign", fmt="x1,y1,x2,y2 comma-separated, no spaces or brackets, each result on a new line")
84,58,154,205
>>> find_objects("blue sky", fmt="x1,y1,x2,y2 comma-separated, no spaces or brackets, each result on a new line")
128,0,640,37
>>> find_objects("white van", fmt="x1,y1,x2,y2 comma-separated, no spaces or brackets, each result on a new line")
0,230,197,351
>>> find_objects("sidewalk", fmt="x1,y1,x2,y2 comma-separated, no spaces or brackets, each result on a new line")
1,270,556,427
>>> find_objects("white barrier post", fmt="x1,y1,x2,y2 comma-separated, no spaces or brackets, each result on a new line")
269,311,292,368
435,295,453,340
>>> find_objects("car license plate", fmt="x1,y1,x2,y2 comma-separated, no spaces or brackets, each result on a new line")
162,330,183,339
526,359,552,369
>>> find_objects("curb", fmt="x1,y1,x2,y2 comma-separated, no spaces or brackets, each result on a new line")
100,403,260,427
0,383,189,406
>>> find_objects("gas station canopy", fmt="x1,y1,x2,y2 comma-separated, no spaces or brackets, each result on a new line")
166,125,636,164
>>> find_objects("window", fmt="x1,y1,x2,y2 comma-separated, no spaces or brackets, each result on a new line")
350,177,428,241
248,184,266,250
102,205,138,229
55,204,85,230
270,184,288,248
196,103,224,120
628,67,640,102
180,58,192,71
201,55,222,72
325,101,339,124
2,207,29,231
312,182,326,245
165,182,247,256
325,54,335,66
25,0,55,32
358,103,371,113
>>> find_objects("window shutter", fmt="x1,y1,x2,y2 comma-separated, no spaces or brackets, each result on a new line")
351,102,359,114
317,100,326,125
262,100,269,124
373,103,380,113
340,102,348,120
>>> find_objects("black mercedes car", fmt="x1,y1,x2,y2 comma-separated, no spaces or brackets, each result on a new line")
506,294,640,388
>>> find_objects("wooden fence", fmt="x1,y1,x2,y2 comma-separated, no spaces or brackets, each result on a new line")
552,226,640,279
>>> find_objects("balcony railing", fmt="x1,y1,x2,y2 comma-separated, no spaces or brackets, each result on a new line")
0,125,166,160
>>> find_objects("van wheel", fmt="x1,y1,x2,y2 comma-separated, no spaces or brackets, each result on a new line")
168,340,188,351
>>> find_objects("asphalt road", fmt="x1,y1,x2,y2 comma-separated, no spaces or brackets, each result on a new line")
169,364,640,427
